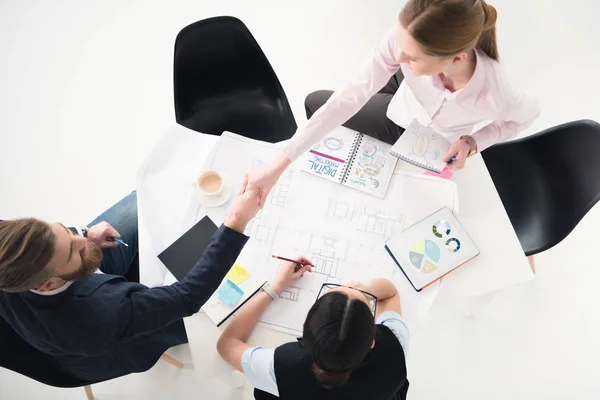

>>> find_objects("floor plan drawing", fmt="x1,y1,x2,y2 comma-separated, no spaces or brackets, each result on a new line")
185,132,457,336
270,169,293,207
327,200,353,220
354,206,399,238
254,225,270,241
278,286,300,302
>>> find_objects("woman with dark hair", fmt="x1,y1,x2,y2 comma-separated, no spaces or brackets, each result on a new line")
217,258,409,399
244,0,540,203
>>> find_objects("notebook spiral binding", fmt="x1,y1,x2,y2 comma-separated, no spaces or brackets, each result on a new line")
391,150,441,173
341,135,363,184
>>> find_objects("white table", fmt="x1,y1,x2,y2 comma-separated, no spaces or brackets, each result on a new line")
136,123,534,399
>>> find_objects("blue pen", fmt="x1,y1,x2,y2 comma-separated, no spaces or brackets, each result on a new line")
448,156,456,163
112,237,129,247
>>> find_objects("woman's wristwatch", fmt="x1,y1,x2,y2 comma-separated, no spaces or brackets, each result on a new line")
460,135,478,157
261,283,279,300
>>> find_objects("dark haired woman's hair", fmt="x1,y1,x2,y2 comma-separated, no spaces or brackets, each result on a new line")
400,0,499,61
303,292,376,389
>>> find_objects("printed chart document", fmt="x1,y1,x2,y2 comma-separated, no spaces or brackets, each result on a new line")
386,207,479,292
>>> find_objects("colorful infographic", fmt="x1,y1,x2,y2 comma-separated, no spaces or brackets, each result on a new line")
432,219,451,238
409,239,441,274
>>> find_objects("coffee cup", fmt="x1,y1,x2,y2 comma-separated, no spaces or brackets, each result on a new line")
197,170,224,197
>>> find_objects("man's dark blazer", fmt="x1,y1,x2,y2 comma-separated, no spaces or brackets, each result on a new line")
0,224,247,383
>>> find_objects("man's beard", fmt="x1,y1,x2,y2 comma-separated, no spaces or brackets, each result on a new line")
59,239,103,281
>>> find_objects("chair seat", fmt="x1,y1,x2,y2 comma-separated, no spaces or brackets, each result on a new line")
0,316,92,388
180,88,296,143
483,119,600,256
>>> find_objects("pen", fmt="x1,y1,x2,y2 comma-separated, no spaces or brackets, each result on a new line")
271,255,313,272
112,237,129,247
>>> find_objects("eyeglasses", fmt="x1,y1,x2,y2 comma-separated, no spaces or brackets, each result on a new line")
316,283,377,317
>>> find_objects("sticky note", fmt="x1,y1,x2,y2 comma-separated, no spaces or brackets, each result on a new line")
424,168,453,179
225,263,251,285
218,280,244,306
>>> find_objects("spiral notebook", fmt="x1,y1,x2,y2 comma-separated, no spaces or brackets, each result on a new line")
389,120,452,173
300,127,398,198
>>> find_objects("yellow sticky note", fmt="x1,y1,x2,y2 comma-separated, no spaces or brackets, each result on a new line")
226,263,251,285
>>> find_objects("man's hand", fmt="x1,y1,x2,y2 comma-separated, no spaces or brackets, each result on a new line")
244,152,291,208
224,174,263,233
270,256,313,293
87,221,121,248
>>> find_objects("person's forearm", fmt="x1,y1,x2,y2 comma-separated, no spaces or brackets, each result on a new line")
364,278,398,301
172,225,248,312
273,151,292,173
117,224,248,342
221,290,273,343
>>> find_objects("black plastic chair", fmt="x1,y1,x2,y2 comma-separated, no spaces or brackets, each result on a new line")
0,257,169,400
0,316,97,398
173,16,297,143
482,119,600,263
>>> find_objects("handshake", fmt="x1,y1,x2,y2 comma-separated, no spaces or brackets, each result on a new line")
223,174,265,233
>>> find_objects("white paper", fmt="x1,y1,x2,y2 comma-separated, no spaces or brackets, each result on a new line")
184,132,459,336
136,123,219,287
392,173,460,226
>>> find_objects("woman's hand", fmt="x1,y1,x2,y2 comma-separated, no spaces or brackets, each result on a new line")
270,256,313,293
224,174,263,233
244,152,292,208
443,136,475,171
244,163,279,207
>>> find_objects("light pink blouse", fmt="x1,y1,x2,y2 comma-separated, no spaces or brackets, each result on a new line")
283,25,540,161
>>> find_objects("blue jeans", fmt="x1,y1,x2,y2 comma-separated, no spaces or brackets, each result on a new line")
87,191,139,280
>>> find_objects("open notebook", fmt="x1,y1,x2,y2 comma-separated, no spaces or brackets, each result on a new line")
389,120,452,173
385,207,479,292
300,127,398,198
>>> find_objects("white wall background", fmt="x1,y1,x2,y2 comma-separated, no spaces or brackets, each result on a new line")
1,0,599,399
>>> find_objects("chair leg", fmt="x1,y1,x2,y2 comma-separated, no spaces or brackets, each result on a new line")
83,385,94,400
528,255,536,273
160,353,183,368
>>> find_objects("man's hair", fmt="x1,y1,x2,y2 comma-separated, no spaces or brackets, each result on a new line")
0,218,56,292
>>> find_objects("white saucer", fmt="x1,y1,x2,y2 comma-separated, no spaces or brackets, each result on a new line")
198,186,232,208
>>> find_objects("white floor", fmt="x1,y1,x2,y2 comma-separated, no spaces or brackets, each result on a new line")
1,0,599,399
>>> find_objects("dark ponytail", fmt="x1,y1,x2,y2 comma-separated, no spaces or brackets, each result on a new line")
303,292,375,389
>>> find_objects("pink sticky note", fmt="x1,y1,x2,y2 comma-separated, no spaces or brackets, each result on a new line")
424,167,453,179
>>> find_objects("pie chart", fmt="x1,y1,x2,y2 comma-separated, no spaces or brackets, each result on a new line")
409,240,441,274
